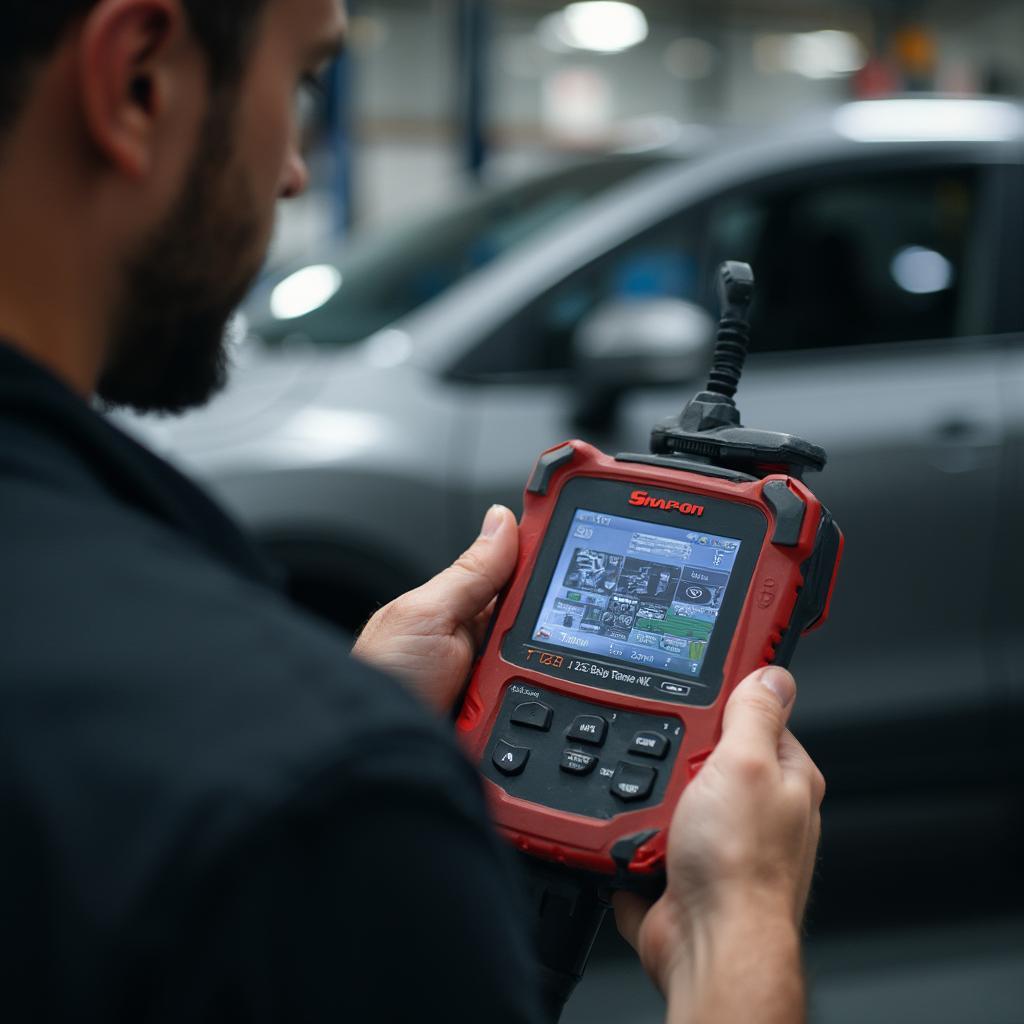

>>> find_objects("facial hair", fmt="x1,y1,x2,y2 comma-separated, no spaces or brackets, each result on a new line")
98,95,267,415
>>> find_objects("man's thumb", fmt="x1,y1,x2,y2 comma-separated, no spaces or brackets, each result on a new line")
423,505,518,625
720,667,797,755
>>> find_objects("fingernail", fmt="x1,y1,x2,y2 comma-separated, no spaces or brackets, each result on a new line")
759,667,796,708
481,505,505,538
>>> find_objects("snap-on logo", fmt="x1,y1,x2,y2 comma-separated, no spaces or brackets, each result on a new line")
628,490,705,517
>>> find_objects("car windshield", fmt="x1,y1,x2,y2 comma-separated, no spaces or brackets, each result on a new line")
247,154,671,347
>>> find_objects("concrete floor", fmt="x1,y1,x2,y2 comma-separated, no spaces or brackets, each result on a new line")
564,917,1024,1024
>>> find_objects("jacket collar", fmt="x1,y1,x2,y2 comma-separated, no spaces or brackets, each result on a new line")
0,341,280,589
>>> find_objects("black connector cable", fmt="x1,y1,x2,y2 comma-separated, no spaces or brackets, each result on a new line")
650,260,827,478
705,260,755,404
527,862,608,1022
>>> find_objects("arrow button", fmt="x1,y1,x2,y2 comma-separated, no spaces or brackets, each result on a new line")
492,740,530,776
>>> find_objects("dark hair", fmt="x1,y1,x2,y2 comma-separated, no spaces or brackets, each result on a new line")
0,0,270,135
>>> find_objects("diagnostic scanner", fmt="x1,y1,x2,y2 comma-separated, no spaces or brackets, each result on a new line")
455,262,843,1020
456,262,843,882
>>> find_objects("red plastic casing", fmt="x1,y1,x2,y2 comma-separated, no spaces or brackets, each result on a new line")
456,440,843,878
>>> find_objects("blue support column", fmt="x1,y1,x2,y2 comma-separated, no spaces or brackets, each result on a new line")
457,0,491,181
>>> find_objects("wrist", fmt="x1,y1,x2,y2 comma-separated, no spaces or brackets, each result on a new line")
663,892,803,1024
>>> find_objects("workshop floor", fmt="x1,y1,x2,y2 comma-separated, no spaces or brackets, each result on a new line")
563,787,1024,1024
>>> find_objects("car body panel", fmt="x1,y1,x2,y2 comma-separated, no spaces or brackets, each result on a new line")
120,99,1024,780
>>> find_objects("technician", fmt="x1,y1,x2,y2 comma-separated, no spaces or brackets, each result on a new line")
0,1,824,1021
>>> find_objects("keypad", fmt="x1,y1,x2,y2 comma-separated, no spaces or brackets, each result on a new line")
510,701,553,731
567,715,607,746
492,740,530,776
611,762,657,801
560,749,599,775
482,682,684,820
629,731,669,760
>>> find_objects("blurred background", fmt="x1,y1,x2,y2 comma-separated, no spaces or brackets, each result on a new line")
126,2,1024,1021
273,0,1024,253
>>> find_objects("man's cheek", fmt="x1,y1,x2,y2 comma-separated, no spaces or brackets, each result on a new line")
243,79,295,199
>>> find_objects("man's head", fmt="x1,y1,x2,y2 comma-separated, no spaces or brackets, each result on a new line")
0,0,346,413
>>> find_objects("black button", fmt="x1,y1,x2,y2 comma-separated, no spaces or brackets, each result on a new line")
510,701,553,731
492,740,530,776
660,681,690,697
567,715,607,746
611,762,657,802
630,731,669,759
560,749,598,775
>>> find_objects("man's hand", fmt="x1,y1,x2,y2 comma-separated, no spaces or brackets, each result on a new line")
352,506,518,714
614,667,824,1024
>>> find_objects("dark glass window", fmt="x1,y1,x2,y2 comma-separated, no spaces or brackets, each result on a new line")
463,164,988,379
704,167,984,352
460,207,705,377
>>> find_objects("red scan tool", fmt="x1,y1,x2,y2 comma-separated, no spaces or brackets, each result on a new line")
456,262,843,884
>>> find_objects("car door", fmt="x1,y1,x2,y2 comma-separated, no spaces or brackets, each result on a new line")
612,161,1009,750
463,157,1009,764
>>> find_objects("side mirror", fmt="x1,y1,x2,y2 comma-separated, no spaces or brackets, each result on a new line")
572,297,715,430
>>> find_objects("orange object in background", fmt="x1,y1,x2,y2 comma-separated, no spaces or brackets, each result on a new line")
894,25,938,77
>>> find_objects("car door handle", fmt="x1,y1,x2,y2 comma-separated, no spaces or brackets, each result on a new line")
928,418,1001,474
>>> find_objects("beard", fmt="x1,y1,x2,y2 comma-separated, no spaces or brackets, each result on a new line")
97,96,268,415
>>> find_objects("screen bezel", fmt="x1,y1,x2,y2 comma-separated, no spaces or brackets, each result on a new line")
501,476,768,708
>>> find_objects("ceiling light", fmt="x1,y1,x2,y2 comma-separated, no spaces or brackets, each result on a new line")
755,30,865,80
791,30,866,79
270,265,343,320
835,99,1024,143
538,2,649,55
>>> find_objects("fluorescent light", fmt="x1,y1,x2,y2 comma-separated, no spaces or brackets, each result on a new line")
538,2,648,55
270,265,343,320
756,30,865,80
835,99,1024,143
891,246,954,295
790,30,865,79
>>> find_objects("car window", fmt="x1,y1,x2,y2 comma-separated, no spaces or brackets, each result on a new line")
704,166,986,352
458,207,706,377
460,163,990,381
248,155,670,347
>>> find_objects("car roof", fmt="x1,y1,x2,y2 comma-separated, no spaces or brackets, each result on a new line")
660,95,1024,157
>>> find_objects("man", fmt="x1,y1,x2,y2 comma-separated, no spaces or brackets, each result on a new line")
0,1,824,1020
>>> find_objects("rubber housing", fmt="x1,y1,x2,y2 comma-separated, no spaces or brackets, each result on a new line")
456,440,843,879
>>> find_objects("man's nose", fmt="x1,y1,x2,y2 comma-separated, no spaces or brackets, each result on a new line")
280,150,310,200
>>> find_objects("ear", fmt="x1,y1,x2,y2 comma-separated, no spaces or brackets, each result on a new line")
77,0,194,178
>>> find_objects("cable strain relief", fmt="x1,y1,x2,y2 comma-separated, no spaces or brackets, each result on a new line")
706,315,750,400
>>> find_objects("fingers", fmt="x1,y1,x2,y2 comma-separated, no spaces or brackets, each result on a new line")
778,730,826,808
469,598,498,649
718,667,797,765
612,891,652,953
414,506,518,628
778,730,825,921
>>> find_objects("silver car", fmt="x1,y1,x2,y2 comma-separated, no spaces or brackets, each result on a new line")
129,97,1024,788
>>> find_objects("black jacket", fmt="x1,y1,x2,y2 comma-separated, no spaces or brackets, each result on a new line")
0,343,540,1022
